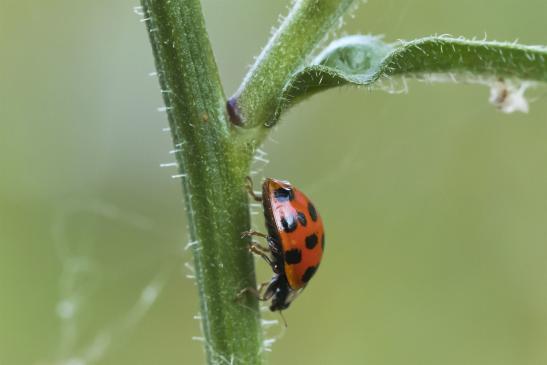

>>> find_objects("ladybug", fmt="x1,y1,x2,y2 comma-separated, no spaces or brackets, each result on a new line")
242,177,325,312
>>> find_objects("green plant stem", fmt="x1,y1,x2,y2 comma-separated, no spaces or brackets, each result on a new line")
228,0,358,129
140,1,262,364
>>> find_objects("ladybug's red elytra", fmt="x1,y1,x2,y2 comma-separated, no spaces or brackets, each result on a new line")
242,177,325,312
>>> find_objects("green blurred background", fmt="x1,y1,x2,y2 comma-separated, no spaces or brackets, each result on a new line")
2,0,547,364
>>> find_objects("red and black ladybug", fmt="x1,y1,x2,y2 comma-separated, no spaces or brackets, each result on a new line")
242,177,325,311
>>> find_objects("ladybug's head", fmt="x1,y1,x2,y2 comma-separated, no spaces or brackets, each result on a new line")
269,287,291,312
267,275,302,312
270,288,304,315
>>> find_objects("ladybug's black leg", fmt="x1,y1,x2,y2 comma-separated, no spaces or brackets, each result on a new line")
242,231,276,269
236,281,274,301
257,281,275,301
241,230,268,239
245,176,262,202
236,287,260,301
248,241,270,254
248,242,275,268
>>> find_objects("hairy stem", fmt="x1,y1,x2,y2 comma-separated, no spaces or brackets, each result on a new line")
140,1,262,364
228,0,359,129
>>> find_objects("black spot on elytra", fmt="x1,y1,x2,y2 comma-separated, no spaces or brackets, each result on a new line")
274,188,294,202
296,212,307,227
321,233,325,250
280,216,297,232
302,266,317,283
305,233,318,249
308,202,317,222
284,249,302,265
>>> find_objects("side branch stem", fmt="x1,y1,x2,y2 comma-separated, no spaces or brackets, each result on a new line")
229,0,358,129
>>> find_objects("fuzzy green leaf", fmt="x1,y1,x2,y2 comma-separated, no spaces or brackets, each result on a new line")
268,35,547,126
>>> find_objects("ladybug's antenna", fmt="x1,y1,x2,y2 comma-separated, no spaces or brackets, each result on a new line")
278,310,288,328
